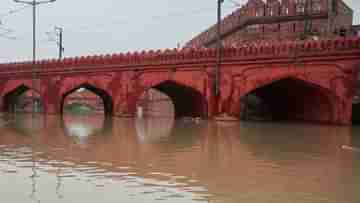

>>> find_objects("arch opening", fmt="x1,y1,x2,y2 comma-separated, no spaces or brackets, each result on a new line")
61,84,113,116
353,74,360,125
3,85,43,113
240,78,333,123
352,99,360,125
136,81,207,119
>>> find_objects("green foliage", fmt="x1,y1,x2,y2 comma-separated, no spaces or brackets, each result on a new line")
64,103,95,115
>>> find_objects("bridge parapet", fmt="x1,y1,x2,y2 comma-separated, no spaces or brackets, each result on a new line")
0,37,360,74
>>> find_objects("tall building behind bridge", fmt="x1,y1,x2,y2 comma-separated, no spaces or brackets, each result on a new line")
186,0,357,48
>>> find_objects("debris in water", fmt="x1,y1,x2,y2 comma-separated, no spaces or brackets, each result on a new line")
341,145,360,152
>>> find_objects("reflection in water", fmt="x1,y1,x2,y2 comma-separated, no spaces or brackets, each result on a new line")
9,114,44,136
61,115,114,145
0,115,359,203
62,115,105,144
135,118,174,143
56,166,64,199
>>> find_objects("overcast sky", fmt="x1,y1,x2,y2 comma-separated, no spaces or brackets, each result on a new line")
0,0,359,63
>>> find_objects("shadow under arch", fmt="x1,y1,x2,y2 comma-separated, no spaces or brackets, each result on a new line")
3,84,44,113
352,102,360,124
353,67,360,125
240,77,334,123
135,118,175,143
60,83,113,117
138,80,208,119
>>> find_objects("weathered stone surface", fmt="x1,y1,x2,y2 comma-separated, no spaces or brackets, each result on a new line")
0,37,359,124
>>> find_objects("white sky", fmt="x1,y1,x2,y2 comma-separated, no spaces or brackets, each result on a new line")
0,0,359,63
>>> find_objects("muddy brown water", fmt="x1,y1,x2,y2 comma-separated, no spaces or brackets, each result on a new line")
0,114,360,203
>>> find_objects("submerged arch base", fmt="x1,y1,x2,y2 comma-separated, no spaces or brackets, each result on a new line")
231,78,340,124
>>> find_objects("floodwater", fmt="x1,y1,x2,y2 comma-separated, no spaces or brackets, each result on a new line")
0,114,360,203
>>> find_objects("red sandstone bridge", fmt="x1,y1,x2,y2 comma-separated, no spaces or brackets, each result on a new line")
1,37,360,125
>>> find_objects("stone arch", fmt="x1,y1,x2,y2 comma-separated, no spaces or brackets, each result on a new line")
58,77,111,98
227,71,336,113
60,83,113,116
241,75,335,98
121,70,209,118
235,76,336,123
135,79,208,118
1,80,41,98
137,71,207,96
2,84,44,113
226,64,347,101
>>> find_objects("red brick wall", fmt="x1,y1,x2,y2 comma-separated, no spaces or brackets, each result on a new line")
0,37,359,124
